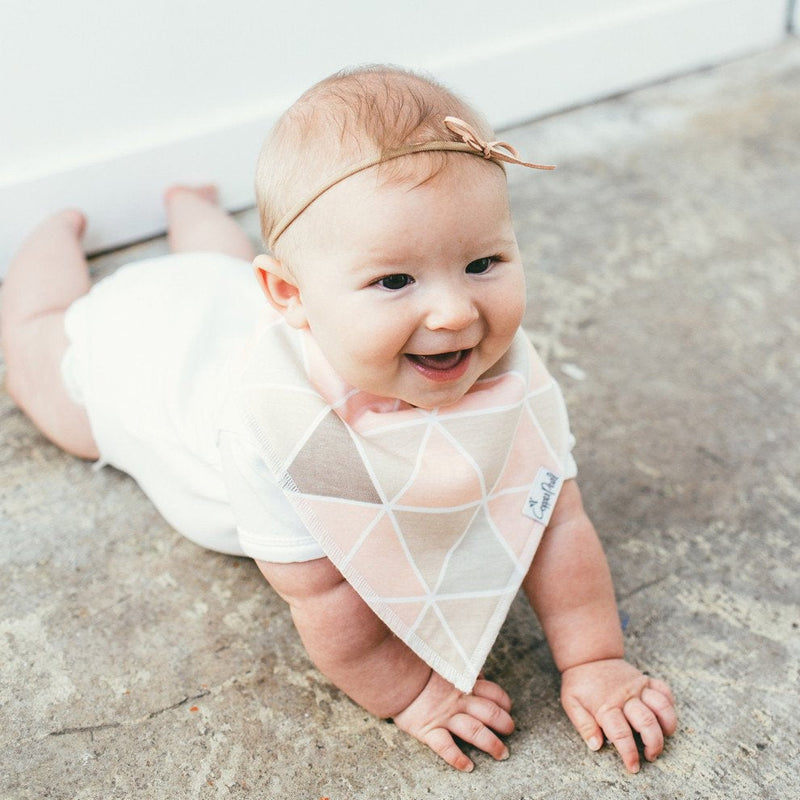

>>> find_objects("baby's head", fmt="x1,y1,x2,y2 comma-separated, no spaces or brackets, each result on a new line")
255,65,498,266
253,65,552,409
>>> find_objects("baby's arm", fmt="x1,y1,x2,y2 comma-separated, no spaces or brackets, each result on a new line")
256,557,513,771
523,480,677,772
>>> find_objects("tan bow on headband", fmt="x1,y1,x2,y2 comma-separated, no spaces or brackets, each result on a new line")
268,115,555,249
443,117,556,170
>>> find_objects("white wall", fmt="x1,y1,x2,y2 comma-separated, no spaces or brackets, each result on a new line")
0,0,789,273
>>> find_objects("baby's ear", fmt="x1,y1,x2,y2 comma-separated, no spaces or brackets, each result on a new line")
253,254,309,329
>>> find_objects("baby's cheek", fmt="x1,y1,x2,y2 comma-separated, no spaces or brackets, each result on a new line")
332,328,403,379
496,272,526,328
497,295,526,340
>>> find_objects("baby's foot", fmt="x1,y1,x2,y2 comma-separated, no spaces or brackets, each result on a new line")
18,209,88,254
162,183,253,258
164,184,220,209
60,209,88,239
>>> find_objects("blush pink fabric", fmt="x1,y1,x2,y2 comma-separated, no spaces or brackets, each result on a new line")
236,316,572,691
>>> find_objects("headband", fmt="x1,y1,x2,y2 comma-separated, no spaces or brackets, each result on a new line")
267,116,555,249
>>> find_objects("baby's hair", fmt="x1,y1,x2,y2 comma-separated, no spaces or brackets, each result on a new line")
255,64,496,261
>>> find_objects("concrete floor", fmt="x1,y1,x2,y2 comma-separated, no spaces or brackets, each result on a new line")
2,40,799,800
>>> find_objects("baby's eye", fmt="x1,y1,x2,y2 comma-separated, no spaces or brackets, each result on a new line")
377,273,414,290
465,257,495,274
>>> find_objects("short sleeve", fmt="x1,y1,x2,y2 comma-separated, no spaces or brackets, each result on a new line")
217,429,325,563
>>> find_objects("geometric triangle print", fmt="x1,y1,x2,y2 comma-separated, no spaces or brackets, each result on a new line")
395,426,483,508
346,514,428,599
527,384,569,467
436,593,507,663
357,422,428,504
288,411,381,503
393,506,478,592
439,405,522,492
295,496,384,560
411,605,469,674
493,410,547,494
434,509,518,595
239,319,566,692
384,598,427,630
487,489,541,560
247,385,331,466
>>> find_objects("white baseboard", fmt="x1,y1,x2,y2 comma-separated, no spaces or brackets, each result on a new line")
0,0,787,275
433,0,789,128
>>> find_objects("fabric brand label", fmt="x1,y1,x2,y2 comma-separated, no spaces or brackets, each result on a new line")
522,467,563,527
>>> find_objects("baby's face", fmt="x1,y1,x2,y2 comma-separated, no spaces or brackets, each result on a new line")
288,158,526,409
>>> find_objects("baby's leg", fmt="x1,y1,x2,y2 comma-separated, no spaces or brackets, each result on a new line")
164,186,257,261
0,211,99,458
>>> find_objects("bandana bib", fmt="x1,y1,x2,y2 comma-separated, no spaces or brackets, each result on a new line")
237,316,572,692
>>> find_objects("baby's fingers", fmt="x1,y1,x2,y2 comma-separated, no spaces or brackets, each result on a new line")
425,728,475,772
449,712,510,762
597,707,642,773
472,678,513,713
622,697,664,765
423,699,514,771
561,695,605,754
643,682,678,737
464,693,515,737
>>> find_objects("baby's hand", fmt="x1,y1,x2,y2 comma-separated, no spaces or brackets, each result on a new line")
560,658,677,773
392,671,514,772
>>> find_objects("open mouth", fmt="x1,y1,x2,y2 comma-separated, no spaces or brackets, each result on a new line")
406,349,472,381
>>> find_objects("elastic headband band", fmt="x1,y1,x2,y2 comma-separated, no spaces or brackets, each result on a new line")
267,116,555,249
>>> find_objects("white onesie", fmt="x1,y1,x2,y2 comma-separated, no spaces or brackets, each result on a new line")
62,253,321,560
62,252,575,567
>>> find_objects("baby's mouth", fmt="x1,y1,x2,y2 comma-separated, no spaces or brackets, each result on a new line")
406,349,473,382
407,351,467,370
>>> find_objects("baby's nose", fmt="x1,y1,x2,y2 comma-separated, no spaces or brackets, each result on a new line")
424,288,480,331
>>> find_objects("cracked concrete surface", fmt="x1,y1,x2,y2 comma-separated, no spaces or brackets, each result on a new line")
2,40,799,799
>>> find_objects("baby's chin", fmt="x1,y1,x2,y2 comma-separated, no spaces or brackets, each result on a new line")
398,385,473,411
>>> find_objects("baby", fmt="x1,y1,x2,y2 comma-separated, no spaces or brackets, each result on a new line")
0,65,676,773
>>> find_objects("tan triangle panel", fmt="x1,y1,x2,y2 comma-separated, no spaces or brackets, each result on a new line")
289,411,381,503
434,510,518,595
439,405,523,491
357,423,428,503
393,506,478,592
